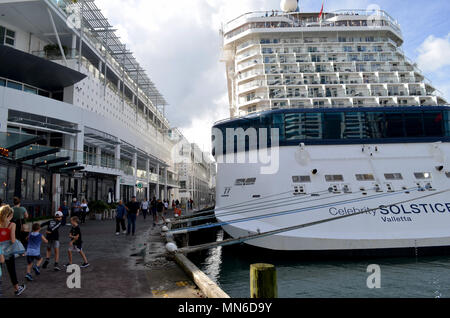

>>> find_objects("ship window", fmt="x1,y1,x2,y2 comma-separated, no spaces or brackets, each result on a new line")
292,176,311,183
423,112,444,137
6,81,22,91
385,173,403,180
404,112,424,137
325,175,344,182
235,178,256,186
245,178,256,185
385,112,404,137
356,174,375,181
414,172,432,180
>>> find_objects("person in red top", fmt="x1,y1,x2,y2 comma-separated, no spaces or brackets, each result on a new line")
0,205,26,296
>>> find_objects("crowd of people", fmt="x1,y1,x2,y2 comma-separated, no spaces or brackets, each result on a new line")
115,197,190,236
0,195,193,297
0,197,89,297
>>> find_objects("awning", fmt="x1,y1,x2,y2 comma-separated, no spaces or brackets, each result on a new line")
0,45,86,91
0,132,45,156
0,132,84,174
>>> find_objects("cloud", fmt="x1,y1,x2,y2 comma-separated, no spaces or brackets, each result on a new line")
94,0,275,152
416,33,450,72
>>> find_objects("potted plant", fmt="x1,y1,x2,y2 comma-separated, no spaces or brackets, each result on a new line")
89,200,110,221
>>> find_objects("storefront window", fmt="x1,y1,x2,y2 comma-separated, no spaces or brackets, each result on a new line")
34,172,40,201
7,166,15,201
26,170,34,200
0,166,7,201
40,175,48,201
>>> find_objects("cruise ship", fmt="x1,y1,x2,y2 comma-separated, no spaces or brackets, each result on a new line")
212,1,450,254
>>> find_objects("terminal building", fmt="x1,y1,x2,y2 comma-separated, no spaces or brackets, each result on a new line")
0,0,186,216
175,137,215,209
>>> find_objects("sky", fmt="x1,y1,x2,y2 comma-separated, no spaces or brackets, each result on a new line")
95,0,450,153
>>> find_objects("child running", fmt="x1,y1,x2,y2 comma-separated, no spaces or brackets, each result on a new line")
41,211,63,271
25,223,48,282
65,217,89,268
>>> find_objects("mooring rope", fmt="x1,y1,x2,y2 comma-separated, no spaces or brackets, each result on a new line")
170,186,420,235
174,188,450,254
172,188,361,226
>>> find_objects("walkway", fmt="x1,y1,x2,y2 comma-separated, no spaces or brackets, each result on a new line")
1,211,204,298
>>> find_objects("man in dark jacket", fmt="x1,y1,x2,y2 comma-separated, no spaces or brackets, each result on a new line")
115,200,127,235
41,211,63,271
126,196,140,236
156,199,166,224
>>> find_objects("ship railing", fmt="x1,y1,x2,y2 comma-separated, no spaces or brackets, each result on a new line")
223,9,402,40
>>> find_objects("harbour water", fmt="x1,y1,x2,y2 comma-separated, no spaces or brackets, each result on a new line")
189,229,450,298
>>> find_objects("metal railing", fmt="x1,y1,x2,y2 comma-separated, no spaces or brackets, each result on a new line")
223,9,402,40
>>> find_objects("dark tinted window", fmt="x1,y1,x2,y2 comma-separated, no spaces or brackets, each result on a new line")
213,108,450,155
423,112,444,137
385,112,404,137
404,111,424,137
323,113,343,139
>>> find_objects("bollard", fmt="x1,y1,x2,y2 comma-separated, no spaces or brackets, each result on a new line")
250,263,278,298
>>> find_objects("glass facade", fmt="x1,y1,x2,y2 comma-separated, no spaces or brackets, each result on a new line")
0,159,52,218
213,107,450,154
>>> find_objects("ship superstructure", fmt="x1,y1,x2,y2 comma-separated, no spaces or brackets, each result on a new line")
222,9,447,118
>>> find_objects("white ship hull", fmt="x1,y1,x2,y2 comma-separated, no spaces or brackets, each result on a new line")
215,143,450,252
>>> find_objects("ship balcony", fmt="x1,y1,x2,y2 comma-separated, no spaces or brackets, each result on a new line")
237,69,264,82
239,94,268,106
236,59,262,71
371,89,389,97
238,80,266,93
352,98,379,107
236,50,261,62
379,77,399,84
347,88,371,97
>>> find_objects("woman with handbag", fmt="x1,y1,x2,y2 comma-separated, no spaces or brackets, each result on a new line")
0,205,26,296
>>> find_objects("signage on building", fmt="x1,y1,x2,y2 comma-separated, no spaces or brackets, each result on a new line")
137,182,143,189
0,147,9,158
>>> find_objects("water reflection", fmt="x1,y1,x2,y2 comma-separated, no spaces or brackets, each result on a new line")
201,230,224,284
189,230,450,298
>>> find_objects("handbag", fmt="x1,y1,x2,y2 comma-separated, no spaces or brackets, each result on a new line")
1,240,26,258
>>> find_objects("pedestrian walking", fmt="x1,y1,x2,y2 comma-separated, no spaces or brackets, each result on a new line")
150,197,157,226
115,200,127,235
71,198,81,219
65,216,89,268
12,197,28,247
141,199,149,221
80,199,89,224
175,199,180,209
164,200,169,211
0,205,26,296
41,212,63,271
126,196,140,236
156,199,166,224
25,223,48,282
58,201,70,226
